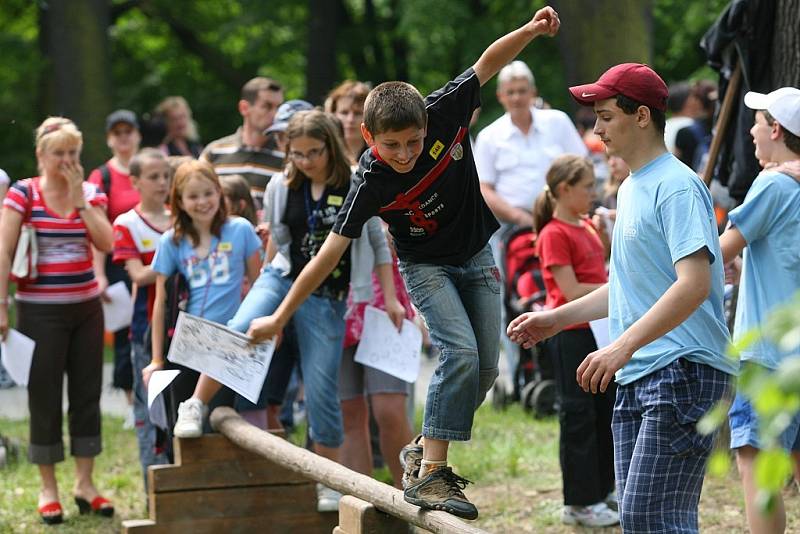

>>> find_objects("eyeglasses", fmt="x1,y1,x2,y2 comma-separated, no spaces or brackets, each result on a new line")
288,145,326,162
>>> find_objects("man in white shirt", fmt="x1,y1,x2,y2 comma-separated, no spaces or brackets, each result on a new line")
475,61,587,229
474,61,587,386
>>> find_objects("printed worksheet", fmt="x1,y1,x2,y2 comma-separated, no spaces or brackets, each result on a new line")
147,369,181,429
590,318,611,349
166,312,275,404
1,328,35,386
354,306,421,383
102,281,133,332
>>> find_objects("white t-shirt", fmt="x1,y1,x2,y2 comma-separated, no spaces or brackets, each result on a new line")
0,169,9,186
474,107,587,211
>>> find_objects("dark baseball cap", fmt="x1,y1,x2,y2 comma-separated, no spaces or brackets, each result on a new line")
105,109,139,132
264,100,314,135
568,63,668,112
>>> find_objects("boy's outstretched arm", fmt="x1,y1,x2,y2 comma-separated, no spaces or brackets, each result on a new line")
247,232,352,342
472,6,560,86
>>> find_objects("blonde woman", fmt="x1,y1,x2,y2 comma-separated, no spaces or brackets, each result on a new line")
0,117,114,523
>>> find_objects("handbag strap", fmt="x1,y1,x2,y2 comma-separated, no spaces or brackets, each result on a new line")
22,178,35,222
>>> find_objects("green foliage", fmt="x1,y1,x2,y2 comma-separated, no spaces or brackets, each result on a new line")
700,292,800,512
0,0,731,180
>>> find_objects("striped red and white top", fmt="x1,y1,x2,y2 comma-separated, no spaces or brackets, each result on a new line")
4,177,108,303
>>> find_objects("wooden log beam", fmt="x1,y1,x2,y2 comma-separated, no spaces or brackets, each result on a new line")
210,407,489,534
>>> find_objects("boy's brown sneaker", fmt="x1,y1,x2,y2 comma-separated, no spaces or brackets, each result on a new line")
399,434,423,489
403,466,478,520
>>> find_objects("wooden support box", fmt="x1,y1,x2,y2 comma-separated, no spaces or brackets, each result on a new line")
122,433,339,534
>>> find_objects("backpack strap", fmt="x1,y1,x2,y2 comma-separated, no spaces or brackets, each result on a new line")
99,163,112,196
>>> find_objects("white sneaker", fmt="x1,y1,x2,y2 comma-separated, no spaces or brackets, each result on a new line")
173,398,206,438
122,408,135,430
561,502,620,527
316,483,342,513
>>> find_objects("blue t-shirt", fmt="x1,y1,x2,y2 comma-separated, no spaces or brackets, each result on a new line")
151,217,261,325
729,171,800,369
609,152,735,385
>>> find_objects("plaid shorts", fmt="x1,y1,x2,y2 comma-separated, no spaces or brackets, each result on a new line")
613,358,731,533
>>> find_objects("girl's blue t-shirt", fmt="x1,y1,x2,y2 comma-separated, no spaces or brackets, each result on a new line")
152,216,261,325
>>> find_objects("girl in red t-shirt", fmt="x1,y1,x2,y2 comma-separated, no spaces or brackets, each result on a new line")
532,154,618,527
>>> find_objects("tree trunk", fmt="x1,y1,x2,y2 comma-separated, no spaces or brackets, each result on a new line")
771,0,800,87
38,0,112,171
306,0,339,105
553,0,653,100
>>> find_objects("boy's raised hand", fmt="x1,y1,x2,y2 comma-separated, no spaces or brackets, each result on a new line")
529,6,560,37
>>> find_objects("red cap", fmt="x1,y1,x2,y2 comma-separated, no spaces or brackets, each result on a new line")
568,63,668,112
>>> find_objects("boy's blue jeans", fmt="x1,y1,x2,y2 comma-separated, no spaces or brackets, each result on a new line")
227,267,346,448
398,244,501,441
131,341,168,489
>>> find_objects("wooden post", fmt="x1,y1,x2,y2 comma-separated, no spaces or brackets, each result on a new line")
703,61,742,186
210,407,489,534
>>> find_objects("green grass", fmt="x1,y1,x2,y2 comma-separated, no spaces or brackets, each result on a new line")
0,416,143,534
2,405,798,533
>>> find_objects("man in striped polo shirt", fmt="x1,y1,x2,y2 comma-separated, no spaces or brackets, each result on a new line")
202,77,285,212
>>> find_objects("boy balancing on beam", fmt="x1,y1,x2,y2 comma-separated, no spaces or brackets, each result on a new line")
246,6,561,519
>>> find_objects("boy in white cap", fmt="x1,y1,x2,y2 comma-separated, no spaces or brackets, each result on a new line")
719,86,800,534
509,63,737,533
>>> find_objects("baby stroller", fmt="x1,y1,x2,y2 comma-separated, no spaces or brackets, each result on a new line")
491,226,557,418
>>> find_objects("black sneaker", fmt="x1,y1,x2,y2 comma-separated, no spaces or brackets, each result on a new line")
403,466,478,520
399,434,423,489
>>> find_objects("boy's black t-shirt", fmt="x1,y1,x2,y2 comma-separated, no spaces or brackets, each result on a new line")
332,68,499,265
285,182,352,298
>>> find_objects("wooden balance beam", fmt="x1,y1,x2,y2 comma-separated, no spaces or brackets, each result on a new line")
122,407,488,534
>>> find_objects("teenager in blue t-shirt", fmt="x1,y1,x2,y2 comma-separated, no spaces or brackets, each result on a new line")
509,64,736,533
719,87,800,534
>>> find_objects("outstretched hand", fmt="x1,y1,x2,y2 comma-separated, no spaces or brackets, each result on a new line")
530,6,560,37
507,309,561,348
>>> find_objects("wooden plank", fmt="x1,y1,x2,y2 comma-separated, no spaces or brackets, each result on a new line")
338,495,408,534
148,460,308,493
175,432,282,465
150,483,328,523
211,407,490,534
122,512,337,534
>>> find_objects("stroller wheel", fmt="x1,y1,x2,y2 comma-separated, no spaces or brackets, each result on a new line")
522,379,557,418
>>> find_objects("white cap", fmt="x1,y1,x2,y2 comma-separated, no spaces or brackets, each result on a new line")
744,87,800,137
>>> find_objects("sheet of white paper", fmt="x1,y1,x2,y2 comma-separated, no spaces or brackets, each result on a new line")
0,329,35,386
147,370,181,430
166,312,275,404
102,281,133,332
590,318,611,349
354,306,421,383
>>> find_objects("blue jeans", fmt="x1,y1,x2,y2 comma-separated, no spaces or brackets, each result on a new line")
131,341,168,489
613,358,731,533
227,267,347,448
398,244,501,441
